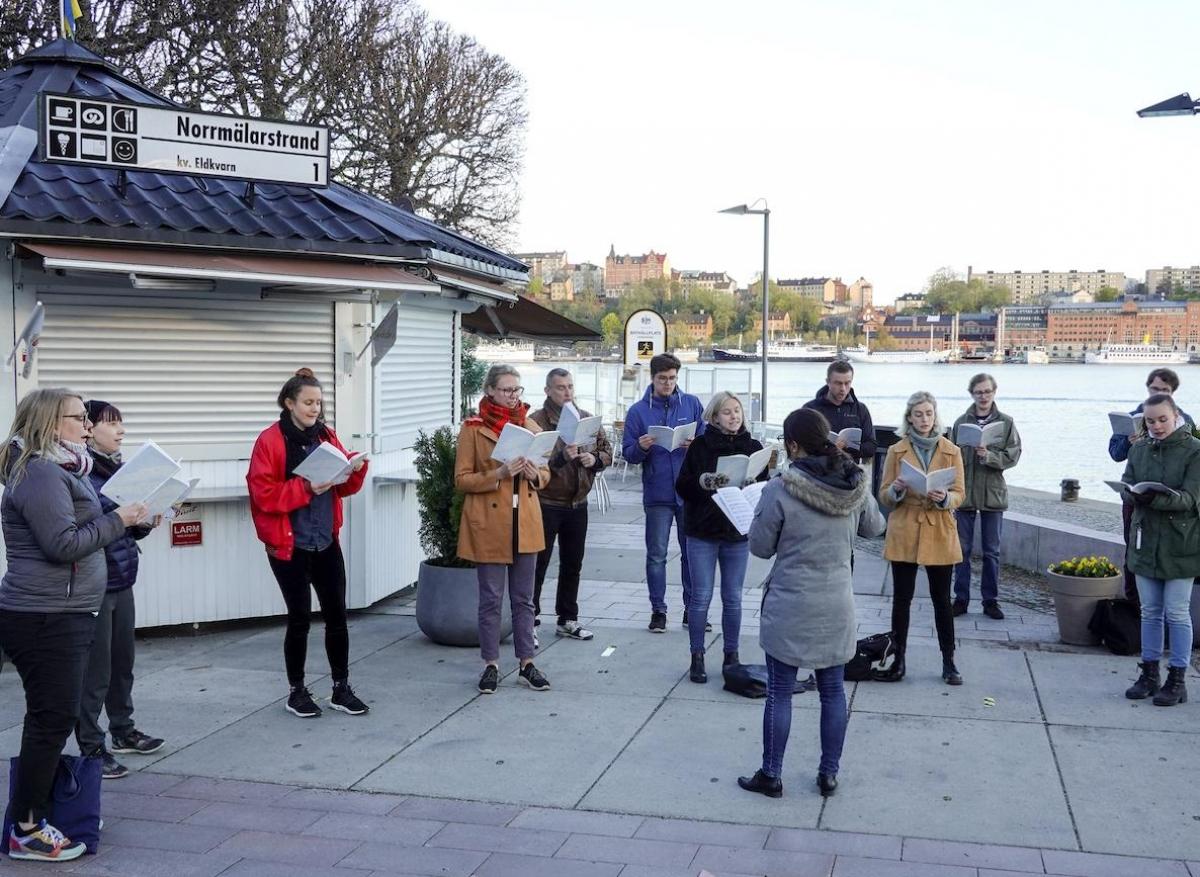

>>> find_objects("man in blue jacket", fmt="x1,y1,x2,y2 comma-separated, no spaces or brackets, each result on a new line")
622,353,706,632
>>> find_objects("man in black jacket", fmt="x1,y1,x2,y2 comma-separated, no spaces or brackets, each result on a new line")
803,361,876,464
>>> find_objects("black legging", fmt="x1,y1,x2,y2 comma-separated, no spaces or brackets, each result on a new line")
890,562,955,655
268,542,349,686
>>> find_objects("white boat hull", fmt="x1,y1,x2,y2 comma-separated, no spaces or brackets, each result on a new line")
843,347,952,364
1083,345,1188,365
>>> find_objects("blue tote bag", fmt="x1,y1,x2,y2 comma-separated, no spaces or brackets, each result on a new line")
3,754,102,854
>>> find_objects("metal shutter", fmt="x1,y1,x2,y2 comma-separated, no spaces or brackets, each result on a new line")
36,289,335,457
378,303,454,451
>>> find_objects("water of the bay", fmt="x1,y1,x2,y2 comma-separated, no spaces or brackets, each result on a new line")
505,360,1188,504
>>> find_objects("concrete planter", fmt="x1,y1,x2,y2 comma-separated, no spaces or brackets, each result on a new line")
1046,570,1123,646
415,560,512,647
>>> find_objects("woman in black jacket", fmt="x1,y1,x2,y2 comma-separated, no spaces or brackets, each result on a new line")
675,391,768,683
75,400,165,781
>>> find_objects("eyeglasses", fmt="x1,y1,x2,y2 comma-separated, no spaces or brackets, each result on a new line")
496,386,524,397
61,413,91,423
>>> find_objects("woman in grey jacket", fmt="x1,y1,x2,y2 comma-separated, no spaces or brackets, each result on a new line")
738,409,885,799
0,389,146,862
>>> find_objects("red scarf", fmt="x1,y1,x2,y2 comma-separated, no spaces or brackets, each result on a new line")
465,396,528,434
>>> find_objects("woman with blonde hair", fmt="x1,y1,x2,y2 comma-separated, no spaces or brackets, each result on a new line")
878,391,966,685
0,389,147,861
456,364,552,694
675,391,767,683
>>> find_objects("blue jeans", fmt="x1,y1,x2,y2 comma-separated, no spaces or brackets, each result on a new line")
685,537,748,655
762,655,847,779
645,504,691,614
1135,575,1194,668
954,509,1003,605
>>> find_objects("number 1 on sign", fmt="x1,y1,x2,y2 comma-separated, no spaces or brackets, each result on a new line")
313,162,319,182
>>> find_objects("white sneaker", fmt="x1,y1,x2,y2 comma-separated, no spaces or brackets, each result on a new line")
556,620,594,640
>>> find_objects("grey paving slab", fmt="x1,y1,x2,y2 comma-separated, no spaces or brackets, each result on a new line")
390,795,522,825
636,816,770,848
509,806,645,837
335,838,488,874
1050,724,1200,860
365,627,517,685
581,698,825,829
1040,848,1192,877
183,799,323,833
690,843,835,876
92,816,237,853
901,836,1045,871
149,677,473,788
831,855,974,877
765,827,903,859
302,810,444,845
160,775,294,802
850,641,1043,724
472,851,622,877
353,690,660,807
526,624,693,697
100,789,211,822
278,786,408,815
1029,650,1200,733
99,665,287,768
555,833,698,867
217,862,375,877
211,828,360,867
666,639,821,710
821,712,1075,849
70,845,243,877
617,867,760,877
427,821,568,856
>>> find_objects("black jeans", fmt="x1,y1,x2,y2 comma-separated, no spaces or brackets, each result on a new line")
268,542,349,687
533,503,588,625
0,610,96,824
890,562,956,655
76,587,137,754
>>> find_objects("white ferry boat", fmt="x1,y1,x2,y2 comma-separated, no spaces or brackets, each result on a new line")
1083,344,1188,365
712,336,838,363
842,345,953,364
1022,347,1050,364
472,340,537,363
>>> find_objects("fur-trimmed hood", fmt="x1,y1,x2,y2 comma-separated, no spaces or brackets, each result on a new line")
780,464,868,517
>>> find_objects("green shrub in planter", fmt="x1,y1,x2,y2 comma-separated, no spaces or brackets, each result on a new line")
414,426,473,569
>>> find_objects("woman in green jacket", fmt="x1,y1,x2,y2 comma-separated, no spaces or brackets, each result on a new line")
1121,393,1199,708
951,373,1021,619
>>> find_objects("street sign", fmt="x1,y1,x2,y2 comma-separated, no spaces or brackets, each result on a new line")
40,92,329,187
623,309,667,367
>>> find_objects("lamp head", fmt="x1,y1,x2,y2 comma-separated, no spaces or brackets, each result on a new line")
719,204,749,215
1137,92,1199,118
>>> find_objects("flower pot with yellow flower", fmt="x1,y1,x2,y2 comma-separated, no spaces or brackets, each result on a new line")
1046,556,1123,646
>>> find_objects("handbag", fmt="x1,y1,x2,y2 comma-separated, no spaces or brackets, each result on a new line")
722,663,814,698
3,755,102,854
1088,598,1141,655
846,631,897,681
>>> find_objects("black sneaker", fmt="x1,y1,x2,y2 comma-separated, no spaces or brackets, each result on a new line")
330,681,369,715
286,686,322,718
952,600,968,617
648,612,667,633
111,729,165,755
101,751,128,780
983,601,1005,620
478,665,499,694
519,663,551,691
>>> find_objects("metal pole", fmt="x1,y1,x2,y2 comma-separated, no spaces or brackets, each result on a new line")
761,209,770,422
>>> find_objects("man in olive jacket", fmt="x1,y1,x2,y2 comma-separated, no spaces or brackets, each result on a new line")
951,374,1022,620
530,368,613,641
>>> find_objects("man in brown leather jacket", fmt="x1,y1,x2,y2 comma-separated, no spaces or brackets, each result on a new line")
530,368,613,642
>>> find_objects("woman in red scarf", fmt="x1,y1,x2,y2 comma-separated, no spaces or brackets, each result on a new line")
455,364,552,694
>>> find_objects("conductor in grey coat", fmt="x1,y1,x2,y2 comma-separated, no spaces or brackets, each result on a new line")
737,408,886,800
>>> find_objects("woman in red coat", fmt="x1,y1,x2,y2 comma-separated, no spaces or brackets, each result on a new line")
247,368,369,719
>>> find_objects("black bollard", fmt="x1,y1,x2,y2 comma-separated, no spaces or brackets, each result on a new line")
1060,478,1080,502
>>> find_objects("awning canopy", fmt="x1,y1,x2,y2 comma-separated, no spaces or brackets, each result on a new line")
18,241,440,295
461,295,600,342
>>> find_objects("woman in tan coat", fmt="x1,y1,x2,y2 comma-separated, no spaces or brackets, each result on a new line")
456,364,552,695
878,391,966,685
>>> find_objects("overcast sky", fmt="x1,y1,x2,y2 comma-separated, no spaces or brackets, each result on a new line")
421,0,1200,303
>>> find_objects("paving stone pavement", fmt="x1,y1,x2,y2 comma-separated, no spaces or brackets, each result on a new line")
1,479,1197,876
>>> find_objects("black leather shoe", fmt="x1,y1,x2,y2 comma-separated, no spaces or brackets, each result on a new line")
982,601,1005,620
817,773,838,797
689,652,707,684
952,600,968,617
737,769,782,798
723,651,739,667
872,654,905,682
942,656,963,686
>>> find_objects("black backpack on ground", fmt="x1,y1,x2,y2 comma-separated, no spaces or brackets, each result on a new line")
844,631,897,681
1088,598,1141,655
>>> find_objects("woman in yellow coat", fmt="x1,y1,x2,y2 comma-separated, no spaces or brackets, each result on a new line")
455,364,552,695
878,391,966,685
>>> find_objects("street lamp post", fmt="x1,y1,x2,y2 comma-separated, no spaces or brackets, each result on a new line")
719,200,771,422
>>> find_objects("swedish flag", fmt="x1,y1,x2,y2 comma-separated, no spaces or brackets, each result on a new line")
61,0,83,39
